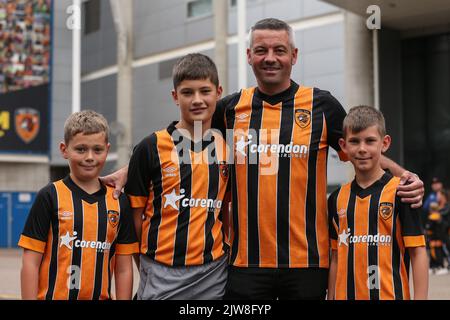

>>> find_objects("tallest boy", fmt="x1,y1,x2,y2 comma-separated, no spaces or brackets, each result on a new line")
105,18,424,299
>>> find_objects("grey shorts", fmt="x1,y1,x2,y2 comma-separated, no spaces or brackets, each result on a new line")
137,254,228,300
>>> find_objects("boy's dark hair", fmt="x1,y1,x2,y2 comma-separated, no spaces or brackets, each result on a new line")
249,18,295,48
172,53,219,90
343,105,386,138
64,110,109,144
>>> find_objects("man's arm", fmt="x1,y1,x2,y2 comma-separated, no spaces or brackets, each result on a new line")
114,254,133,300
380,155,424,208
100,165,129,200
409,246,428,300
21,249,43,300
327,250,338,300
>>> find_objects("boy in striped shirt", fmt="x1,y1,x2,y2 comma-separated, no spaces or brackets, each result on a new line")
19,110,139,300
327,106,428,300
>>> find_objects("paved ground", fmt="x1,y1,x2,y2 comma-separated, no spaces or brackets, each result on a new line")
1,249,450,300
0,249,140,300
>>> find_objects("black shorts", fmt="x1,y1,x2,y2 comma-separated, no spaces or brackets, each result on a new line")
224,266,328,300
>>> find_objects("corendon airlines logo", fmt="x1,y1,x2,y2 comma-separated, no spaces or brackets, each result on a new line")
338,229,392,247
235,131,309,159
59,231,112,252
163,189,222,212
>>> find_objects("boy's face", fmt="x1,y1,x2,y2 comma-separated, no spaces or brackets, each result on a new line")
60,132,110,183
172,78,222,126
339,125,391,174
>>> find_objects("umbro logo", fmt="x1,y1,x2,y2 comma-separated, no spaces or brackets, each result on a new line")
163,166,178,177
59,211,73,220
236,113,249,122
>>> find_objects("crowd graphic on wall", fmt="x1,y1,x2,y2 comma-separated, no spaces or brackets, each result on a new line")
0,0,51,94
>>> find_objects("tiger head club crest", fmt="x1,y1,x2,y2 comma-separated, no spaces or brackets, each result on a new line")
219,161,229,179
379,202,393,220
295,109,311,128
108,210,120,228
15,108,40,144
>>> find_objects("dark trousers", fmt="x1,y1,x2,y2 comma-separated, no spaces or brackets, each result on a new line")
224,266,328,300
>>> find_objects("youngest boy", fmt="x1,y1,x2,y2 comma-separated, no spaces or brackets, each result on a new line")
327,106,428,300
19,110,139,300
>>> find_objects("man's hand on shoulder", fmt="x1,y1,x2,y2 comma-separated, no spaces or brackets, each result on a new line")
397,171,424,209
99,165,129,200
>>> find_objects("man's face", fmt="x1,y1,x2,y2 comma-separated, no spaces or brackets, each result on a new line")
172,78,222,127
247,29,298,94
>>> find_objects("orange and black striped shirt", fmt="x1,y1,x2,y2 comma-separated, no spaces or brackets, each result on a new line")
125,122,229,267
213,81,346,268
18,176,139,300
328,171,426,300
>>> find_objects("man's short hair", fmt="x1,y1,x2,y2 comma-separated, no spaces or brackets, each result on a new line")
172,53,219,90
64,110,109,144
249,18,295,48
343,105,386,138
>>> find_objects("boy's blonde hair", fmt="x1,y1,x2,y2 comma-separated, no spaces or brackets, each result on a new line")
64,110,109,144
343,105,386,138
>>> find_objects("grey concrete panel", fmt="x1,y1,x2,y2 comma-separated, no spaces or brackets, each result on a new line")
302,23,343,53
303,0,340,17
302,47,344,78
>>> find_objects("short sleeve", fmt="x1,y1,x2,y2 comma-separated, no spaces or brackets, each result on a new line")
397,197,426,248
124,134,157,209
328,189,340,250
115,194,139,255
314,88,348,161
18,184,54,253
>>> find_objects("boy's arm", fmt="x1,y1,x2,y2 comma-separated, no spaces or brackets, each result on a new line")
327,191,340,300
21,249,43,300
123,135,157,268
398,199,428,299
18,186,54,300
115,195,141,298
132,208,144,270
327,250,338,300
408,246,428,300
114,254,133,300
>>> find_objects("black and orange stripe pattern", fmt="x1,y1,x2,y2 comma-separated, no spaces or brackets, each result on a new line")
126,122,229,267
18,177,139,300
221,81,346,268
328,172,425,300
